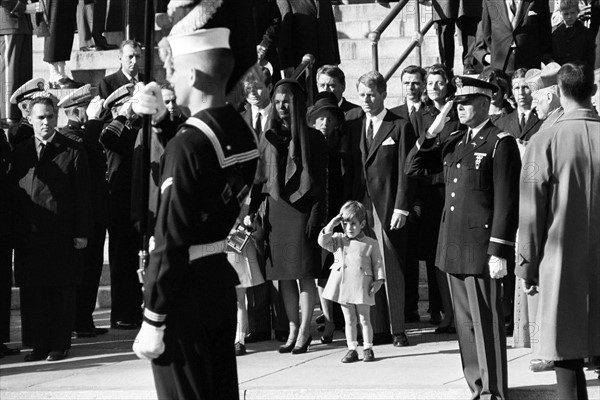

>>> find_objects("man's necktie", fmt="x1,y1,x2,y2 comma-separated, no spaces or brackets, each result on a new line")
38,142,45,160
255,112,262,135
510,0,517,16
131,77,138,85
366,119,374,149
520,112,526,131
464,129,473,147
409,105,418,132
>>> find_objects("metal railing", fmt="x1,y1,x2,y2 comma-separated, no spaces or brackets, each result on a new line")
291,54,316,105
368,0,434,81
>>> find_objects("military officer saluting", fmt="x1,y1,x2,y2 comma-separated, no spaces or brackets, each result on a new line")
406,76,521,400
131,25,259,400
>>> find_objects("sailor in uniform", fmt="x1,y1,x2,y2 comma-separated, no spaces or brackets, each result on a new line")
405,76,521,400
7,78,45,146
131,26,259,400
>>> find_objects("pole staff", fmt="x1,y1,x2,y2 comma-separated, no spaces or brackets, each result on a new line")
137,0,155,285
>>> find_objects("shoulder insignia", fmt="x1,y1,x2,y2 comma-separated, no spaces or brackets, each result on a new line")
183,117,259,169
497,132,511,139
450,130,462,136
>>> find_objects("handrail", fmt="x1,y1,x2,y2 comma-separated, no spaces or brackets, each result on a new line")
369,0,433,81
383,19,434,81
291,54,316,105
368,0,411,71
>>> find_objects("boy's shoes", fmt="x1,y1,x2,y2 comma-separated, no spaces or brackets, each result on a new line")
341,349,359,363
393,332,410,347
234,342,246,356
363,348,375,362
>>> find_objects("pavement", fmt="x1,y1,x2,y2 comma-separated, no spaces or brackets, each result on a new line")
1,308,599,400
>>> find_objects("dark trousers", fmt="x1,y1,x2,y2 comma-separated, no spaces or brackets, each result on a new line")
108,220,142,324
77,0,110,49
0,239,12,343
435,16,479,71
425,260,443,313
44,0,78,63
152,286,239,400
449,273,508,400
20,285,75,351
405,219,420,316
0,34,32,121
554,359,588,400
75,224,107,332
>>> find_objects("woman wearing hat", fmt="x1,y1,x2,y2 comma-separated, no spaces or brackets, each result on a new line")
247,79,328,354
306,91,346,344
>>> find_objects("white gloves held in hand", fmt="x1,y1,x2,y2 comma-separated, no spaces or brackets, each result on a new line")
133,321,165,360
488,255,507,279
85,96,104,120
131,82,167,124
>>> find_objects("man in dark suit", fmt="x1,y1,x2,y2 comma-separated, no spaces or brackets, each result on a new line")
0,0,33,125
406,76,521,399
316,65,363,121
57,86,110,338
343,71,416,347
11,96,93,362
390,65,426,323
495,68,543,142
474,0,552,73
99,40,143,100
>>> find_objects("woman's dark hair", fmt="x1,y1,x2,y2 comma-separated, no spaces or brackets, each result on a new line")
425,63,455,102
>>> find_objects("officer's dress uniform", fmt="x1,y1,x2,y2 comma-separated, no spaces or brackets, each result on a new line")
406,119,521,399
99,115,143,326
142,105,259,400
60,119,109,333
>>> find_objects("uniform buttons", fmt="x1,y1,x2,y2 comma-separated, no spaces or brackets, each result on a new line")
450,206,455,211
457,163,461,168
485,224,489,228
453,178,458,183
451,192,455,197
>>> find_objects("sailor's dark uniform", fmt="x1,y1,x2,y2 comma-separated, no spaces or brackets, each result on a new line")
143,104,259,400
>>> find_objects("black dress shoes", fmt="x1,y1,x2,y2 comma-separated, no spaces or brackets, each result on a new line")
363,348,375,362
111,321,139,330
372,332,392,345
393,332,410,347
24,349,49,362
341,349,359,363
0,343,20,357
244,332,271,343
47,350,68,362
48,78,83,89
234,342,246,356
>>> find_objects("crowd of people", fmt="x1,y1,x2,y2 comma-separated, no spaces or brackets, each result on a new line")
1,0,600,399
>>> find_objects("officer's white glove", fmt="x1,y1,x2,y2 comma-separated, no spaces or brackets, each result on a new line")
167,0,195,16
425,101,453,138
133,321,165,360
86,96,104,120
131,82,167,124
489,256,508,279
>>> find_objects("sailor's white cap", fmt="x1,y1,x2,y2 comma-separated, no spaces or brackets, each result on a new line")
167,27,230,59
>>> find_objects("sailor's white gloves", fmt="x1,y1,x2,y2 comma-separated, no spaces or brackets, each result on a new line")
131,82,167,124
133,321,165,360
488,255,508,279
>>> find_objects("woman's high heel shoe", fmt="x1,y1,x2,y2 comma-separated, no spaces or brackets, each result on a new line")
291,336,312,354
278,338,297,353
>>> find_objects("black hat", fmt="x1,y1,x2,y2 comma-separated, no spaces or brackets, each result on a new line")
452,76,498,103
306,91,344,123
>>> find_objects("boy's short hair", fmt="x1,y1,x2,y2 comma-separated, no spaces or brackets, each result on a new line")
357,71,386,93
560,0,579,11
340,201,367,223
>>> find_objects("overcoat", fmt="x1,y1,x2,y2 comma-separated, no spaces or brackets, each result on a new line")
517,108,600,361
11,132,93,287
277,0,340,70
319,230,385,306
